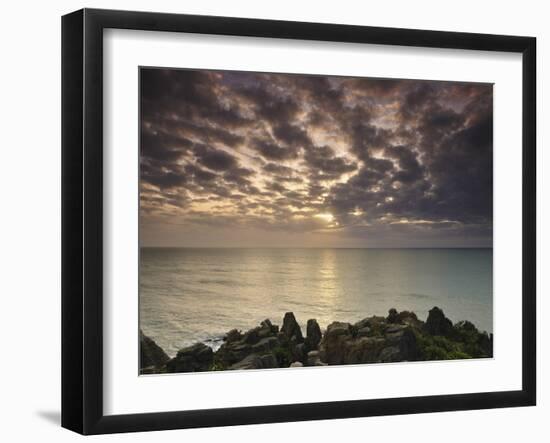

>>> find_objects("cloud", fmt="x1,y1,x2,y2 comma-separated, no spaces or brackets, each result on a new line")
192,144,238,171
253,139,301,161
304,145,357,178
140,68,493,247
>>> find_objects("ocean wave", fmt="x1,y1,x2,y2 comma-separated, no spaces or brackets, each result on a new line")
402,292,433,299
197,278,238,285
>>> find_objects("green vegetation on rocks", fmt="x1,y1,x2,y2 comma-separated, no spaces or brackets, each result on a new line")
139,306,493,374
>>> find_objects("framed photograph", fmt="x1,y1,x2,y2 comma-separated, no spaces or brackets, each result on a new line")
62,8,536,435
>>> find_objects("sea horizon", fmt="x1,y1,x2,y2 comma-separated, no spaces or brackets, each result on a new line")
140,246,493,250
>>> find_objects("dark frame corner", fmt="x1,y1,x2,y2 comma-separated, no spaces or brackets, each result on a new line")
62,8,536,435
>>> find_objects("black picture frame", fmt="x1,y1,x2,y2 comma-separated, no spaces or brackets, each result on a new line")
61,8,536,435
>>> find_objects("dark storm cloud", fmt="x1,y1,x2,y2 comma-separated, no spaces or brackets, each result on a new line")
384,145,424,183
272,123,312,147
192,144,238,171
304,145,357,178
140,67,493,247
263,163,294,176
140,130,193,162
141,161,187,190
253,139,301,161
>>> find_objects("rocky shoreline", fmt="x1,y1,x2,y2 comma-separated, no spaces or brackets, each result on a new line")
140,307,493,374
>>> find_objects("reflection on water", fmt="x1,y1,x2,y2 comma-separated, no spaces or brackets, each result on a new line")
140,248,493,356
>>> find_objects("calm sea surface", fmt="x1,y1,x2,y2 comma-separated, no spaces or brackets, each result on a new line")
140,248,493,357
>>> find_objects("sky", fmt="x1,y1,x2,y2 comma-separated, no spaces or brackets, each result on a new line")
140,68,493,248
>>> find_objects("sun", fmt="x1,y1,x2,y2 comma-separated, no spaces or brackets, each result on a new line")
314,213,335,223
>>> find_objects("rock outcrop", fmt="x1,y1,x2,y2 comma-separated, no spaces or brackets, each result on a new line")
319,318,417,365
305,319,322,351
139,330,170,373
425,306,453,336
165,342,213,373
139,306,493,374
306,350,327,366
229,353,278,370
213,317,286,371
280,312,304,344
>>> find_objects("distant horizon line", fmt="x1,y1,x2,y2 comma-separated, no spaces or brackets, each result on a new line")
140,246,493,250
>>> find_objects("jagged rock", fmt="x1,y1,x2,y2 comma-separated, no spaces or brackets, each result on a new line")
174,306,488,372
140,330,170,370
385,324,407,334
339,337,387,364
305,319,322,351
306,350,318,365
290,361,304,367
384,326,417,360
242,327,262,344
224,328,242,343
257,329,271,339
216,319,281,367
306,350,322,366
257,319,278,338
326,321,353,337
319,319,418,365
229,354,263,370
451,320,493,358
487,333,494,357
251,336,279,354
290,342,306,362
319,322,353,364
425,307,453,336
280,312,304,344
165,342,213,373
221,342,252,365
379,346,402,362
354,316,386,333
396,311,423,328
478,332,493,357
230,353,278,370
261,319,279,334
259,353,278,368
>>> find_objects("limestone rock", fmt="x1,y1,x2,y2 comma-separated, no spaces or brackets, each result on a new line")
224,328,242,343
395,310,423,328
379,346,402,362
356,326,371,337
250,336,279,354
425,306,453,336
290,342,306,363
165,342,213,373
280,312,304,344
387,308,399,323
305,319,322,351
384,326,417,361
261,319,279,334
230,352,278,370
216,319,281,368
139,330,169,370
229,354,263,370
319,321,353,364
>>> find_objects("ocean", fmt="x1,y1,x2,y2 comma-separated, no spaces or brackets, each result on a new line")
139,248,493,357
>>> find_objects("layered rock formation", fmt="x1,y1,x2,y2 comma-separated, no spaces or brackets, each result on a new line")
139,307,493,374
139,330,170,374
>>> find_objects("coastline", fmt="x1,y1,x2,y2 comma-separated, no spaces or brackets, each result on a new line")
140,306,493,374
